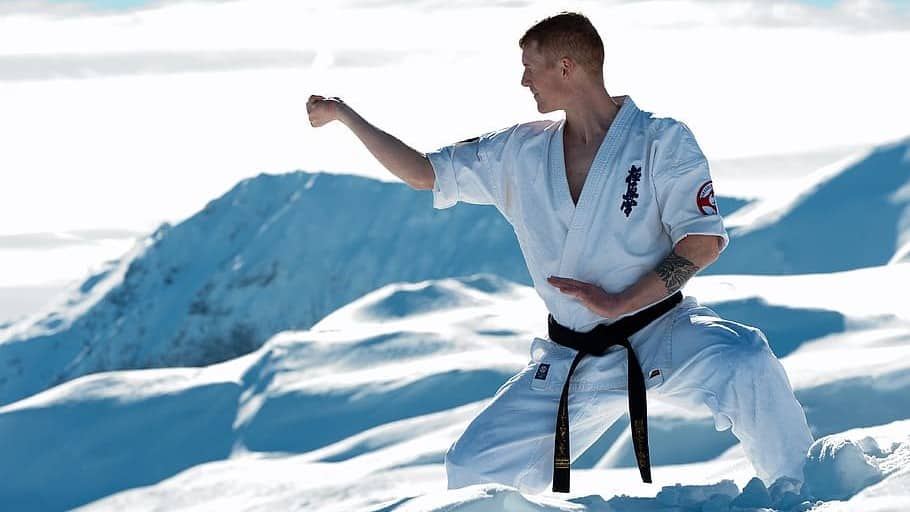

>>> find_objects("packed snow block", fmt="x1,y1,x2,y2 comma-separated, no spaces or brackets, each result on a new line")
402,483,595,511
804,435,883,500
656,480,739,508
699,492,732,512
768,476,805,510
730,477,771,509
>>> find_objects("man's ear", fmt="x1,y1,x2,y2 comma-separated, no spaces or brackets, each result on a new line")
560,57,574,78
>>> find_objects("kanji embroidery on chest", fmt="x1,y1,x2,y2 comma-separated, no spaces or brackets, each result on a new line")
621,164,642,217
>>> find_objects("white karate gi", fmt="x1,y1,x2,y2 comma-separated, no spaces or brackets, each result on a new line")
426,95,814,493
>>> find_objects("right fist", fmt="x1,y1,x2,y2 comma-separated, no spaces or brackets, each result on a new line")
306,94,345,127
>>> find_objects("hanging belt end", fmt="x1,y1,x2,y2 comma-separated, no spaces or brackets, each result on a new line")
552,470,570,493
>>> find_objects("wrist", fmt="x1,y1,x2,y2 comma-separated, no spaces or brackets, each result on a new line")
336,102,355,126
616,288,637,313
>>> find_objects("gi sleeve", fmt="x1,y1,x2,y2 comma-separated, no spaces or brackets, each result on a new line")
425,125,515,211
652,122,730,253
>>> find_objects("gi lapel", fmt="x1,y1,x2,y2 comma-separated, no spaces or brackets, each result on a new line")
555,96,638,325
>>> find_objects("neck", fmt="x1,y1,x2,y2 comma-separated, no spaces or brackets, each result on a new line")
563,84,622,145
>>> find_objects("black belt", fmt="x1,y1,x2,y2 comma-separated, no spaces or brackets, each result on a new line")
546,291,683,493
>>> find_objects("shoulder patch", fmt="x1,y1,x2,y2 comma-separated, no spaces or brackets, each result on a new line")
697,180,717,215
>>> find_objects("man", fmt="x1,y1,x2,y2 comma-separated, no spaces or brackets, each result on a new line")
307,11,813,496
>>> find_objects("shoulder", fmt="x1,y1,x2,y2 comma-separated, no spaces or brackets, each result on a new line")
515,118,560,134
643,113,705,167
479,118,558,141
642,111,689,142
468,119,558,154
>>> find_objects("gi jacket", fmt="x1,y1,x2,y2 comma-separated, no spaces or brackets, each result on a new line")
427,95,729,332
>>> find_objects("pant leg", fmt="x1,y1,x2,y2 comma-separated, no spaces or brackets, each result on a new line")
657,298,815,486
445,338,629,494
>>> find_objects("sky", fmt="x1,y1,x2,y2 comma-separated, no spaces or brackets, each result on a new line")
0,0,908,291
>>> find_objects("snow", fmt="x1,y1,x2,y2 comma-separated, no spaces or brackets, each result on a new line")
709,137,910,275
0,259,907,510
1,137,909,510
804,420,910,503
0,172,532,407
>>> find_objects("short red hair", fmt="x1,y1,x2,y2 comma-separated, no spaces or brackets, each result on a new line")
519,11,604,78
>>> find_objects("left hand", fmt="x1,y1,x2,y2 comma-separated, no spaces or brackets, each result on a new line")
547,276,627,318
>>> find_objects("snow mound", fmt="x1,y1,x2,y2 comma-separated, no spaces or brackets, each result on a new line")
804,419,910,502
343,275,518,321
806,437,883,500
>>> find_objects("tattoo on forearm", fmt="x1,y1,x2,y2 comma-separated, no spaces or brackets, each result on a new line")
655,250,700,294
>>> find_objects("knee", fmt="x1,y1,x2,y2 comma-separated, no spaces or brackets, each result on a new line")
723,337,775,384
444,437,546,493
720,324,774,366
750,326,775,354
671,313,768,368
444,440,484,490
717,332,798,409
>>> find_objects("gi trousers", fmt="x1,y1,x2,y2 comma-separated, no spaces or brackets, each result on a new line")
444,296,815,494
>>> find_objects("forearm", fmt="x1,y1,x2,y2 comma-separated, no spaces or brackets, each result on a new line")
619,234,722,313
338,105,434,190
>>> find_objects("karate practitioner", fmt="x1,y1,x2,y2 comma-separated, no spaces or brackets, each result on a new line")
306,11,813,496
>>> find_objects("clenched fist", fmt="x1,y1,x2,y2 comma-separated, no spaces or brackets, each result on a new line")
306,94,347,127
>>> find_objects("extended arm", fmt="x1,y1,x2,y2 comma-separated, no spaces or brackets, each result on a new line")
306,95,435,190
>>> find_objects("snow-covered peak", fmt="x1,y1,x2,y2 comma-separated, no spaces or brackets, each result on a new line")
707,136,910,275
0,171,530,407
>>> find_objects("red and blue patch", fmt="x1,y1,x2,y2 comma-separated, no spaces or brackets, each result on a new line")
696,180,717,215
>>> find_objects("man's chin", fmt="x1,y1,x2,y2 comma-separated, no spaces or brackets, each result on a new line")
536,103,557,114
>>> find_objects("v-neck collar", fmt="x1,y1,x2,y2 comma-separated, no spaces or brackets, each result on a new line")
551,95,637,226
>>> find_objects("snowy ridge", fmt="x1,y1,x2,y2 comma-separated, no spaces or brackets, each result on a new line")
710,136,910,275
722,150,871,232
890,240,910,264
